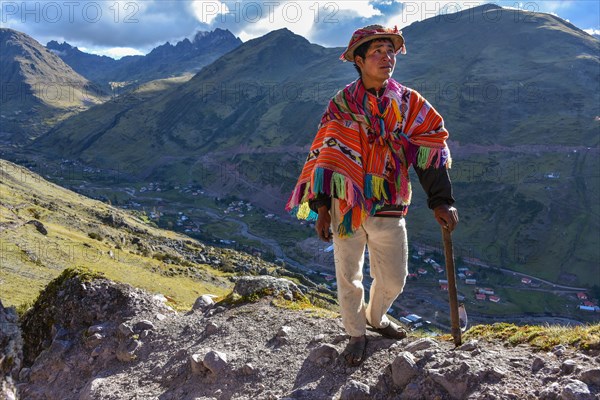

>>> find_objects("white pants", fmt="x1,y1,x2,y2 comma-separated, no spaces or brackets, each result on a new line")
330,199,409,337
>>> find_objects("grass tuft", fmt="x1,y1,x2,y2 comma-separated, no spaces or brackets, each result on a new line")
452,322,600,351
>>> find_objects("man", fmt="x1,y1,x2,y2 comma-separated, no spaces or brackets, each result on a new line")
286,25,458,366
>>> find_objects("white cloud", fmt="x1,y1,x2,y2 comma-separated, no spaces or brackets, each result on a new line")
382,1,578,30
385,1,489,29
3,0,593,55
236,1,316,43
335,1,382,18
207,1,382,43
190,0,230,25
584,28,600,35
540,1,575,13
79,46,145,59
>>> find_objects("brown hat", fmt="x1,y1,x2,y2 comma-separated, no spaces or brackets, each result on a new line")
339,24,406,62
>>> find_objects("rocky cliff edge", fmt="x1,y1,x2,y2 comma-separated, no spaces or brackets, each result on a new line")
1,268,599,400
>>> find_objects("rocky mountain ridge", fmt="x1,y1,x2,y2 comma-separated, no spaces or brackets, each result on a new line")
1,269,599,399
0,28,107,141
46,28,242,89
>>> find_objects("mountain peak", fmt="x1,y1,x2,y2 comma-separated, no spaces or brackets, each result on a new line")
0,28,104,141
192,28,240,46
0,27,36,46
254,27,311,48
46,40,75,52
265,27,299,38
0,27,21,37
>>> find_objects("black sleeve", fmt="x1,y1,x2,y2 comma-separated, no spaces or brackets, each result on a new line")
414,164,455,210
308,192,332,213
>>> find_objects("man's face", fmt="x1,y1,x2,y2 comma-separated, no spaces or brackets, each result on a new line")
355,39,396,87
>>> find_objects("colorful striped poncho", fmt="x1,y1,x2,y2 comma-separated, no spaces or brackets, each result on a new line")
286,78,451,236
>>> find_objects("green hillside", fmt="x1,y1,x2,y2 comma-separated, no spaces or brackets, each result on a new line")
0,29,107,142
0,159,331,310
47,29,242,90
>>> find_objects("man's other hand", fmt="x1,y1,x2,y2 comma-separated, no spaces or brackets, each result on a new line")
434,204,458,232
315,206,332,242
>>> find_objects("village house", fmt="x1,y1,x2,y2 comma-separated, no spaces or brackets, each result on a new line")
578,305,599,312
399,314,428,330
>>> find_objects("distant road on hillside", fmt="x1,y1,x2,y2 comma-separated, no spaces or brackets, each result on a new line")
462,256,587,291
413,243,588,292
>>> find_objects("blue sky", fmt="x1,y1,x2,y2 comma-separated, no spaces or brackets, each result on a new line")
1,1,598,58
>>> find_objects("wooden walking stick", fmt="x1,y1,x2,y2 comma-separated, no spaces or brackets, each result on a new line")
442,227,462,346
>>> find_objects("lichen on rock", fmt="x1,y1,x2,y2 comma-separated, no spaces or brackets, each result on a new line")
222,275,308,306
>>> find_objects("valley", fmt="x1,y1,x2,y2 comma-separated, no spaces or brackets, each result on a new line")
2,149,596,328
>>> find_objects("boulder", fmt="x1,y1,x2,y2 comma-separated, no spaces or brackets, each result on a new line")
79,377,109,400
133,320,155,332
308,344,339,366
0,299,22,400
561,359,578,375
560,379,594,400
241,363,256,376
340,380,370,400
193,295,215,311
116,339,141,362
190,354,207,375
232,276,303,301
540,382,560,400
277,326,293,338
118,323,134,337
391,351,418,388
26,219,47,235
532,356,545,373
204,322,219,336
458,340,479,352
405,338,438,353
579,368,600,386
203,350,229,375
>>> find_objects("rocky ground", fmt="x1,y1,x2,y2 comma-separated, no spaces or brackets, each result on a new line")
1,270,600,400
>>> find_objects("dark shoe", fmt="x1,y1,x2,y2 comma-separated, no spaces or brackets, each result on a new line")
370,321,407,340
341,335,367,366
